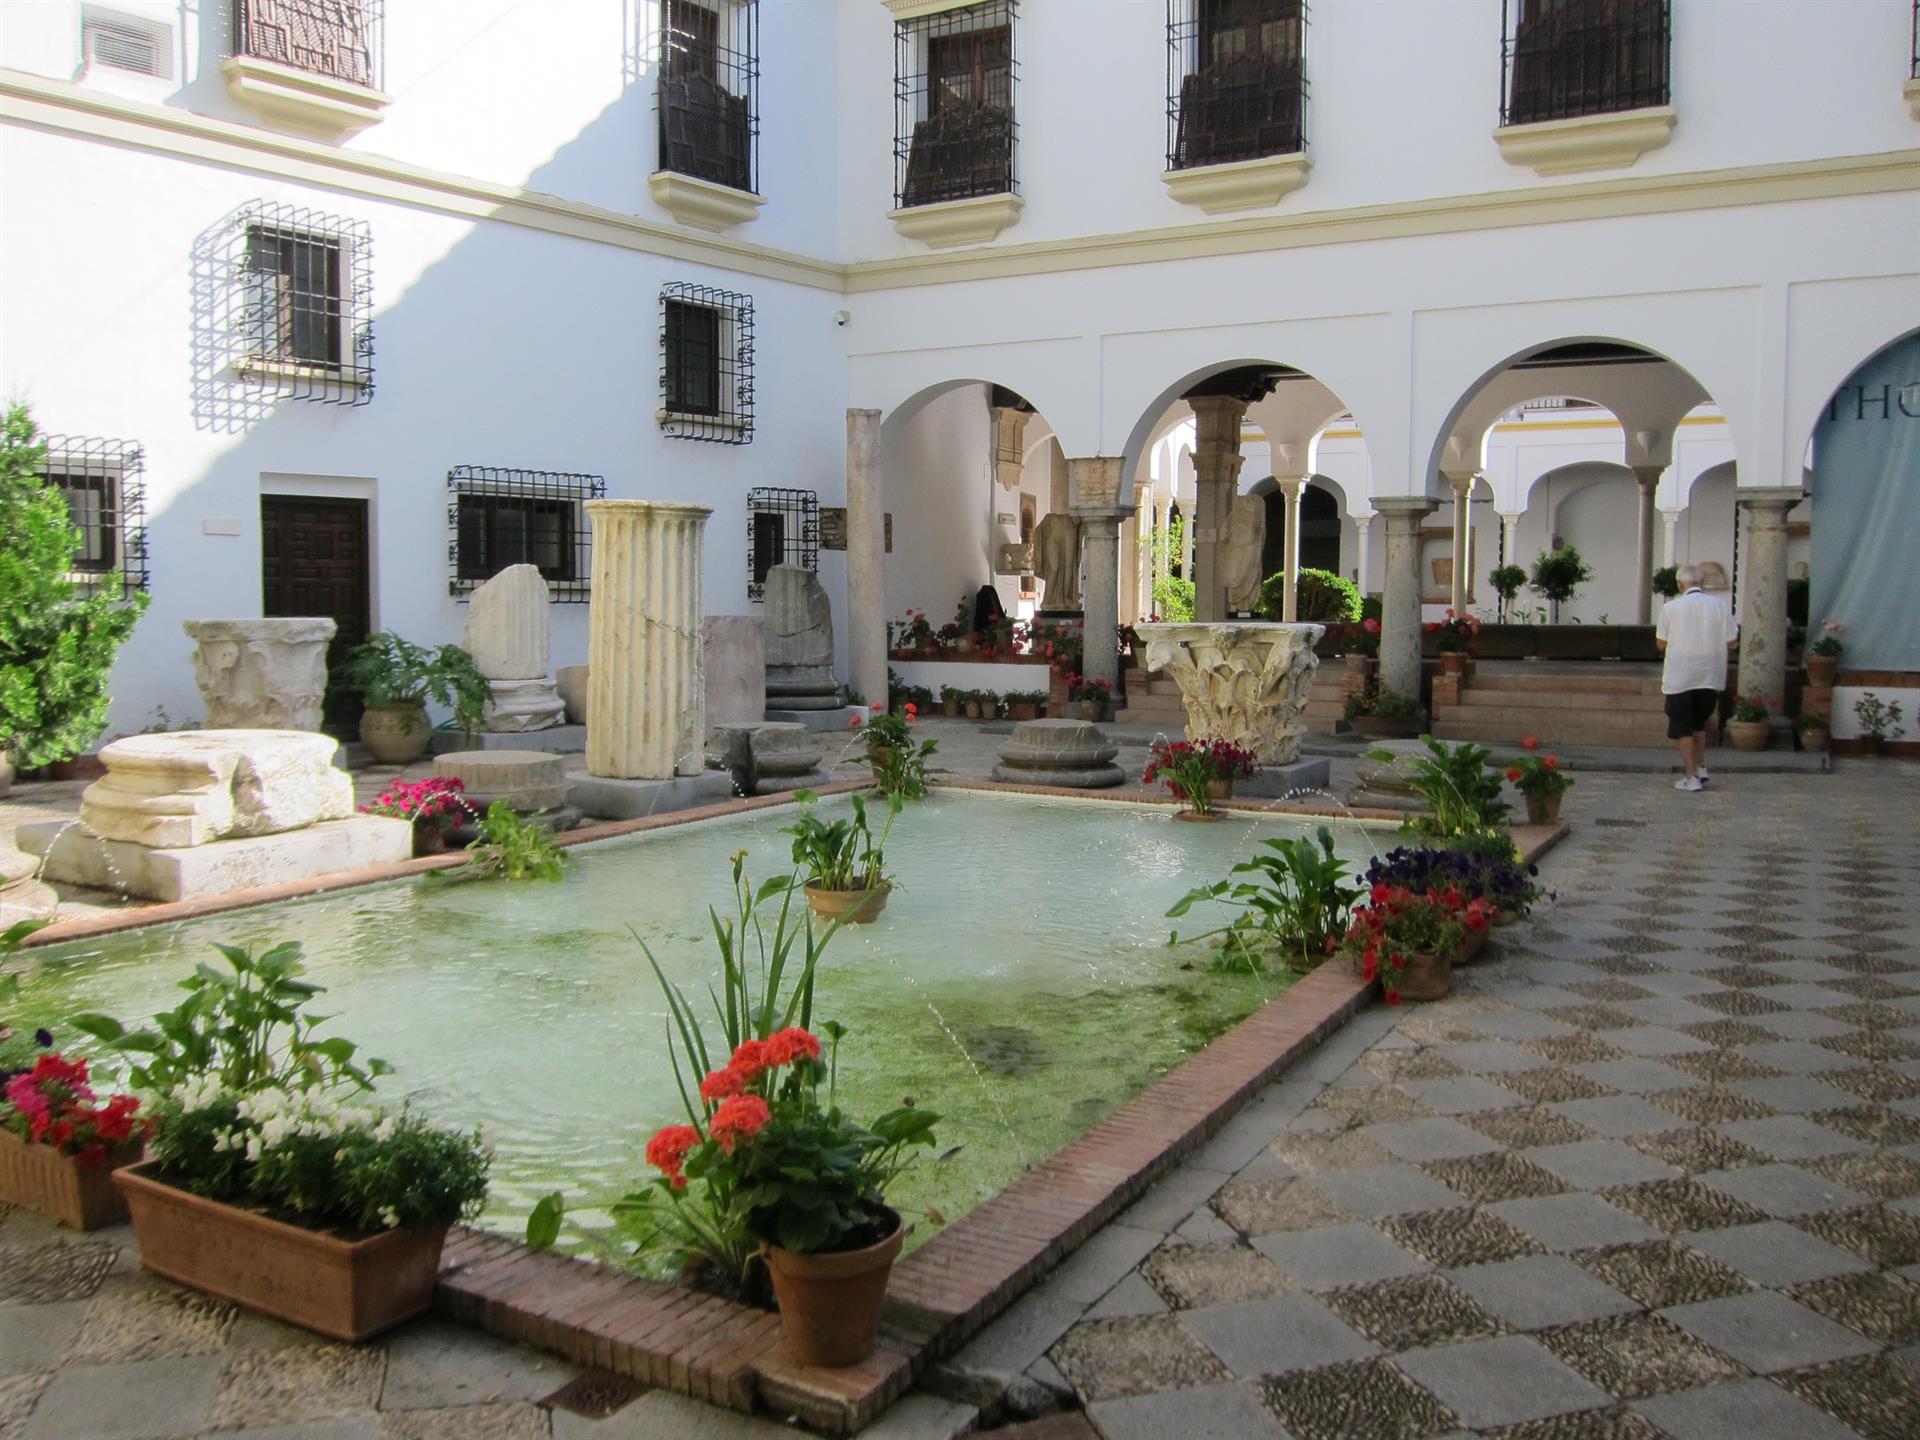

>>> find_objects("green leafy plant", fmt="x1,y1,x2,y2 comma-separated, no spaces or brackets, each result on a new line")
339,631,490,732
1793,710,1829,737
1489,564,1528,621
1730,692,1775,724
858,710,937,799
1394,736,1512,838
1004,689,1047,707
784,790,898,894
1258,567,1360,624
1853,692,1906,742
1152,574,1196,623
1650,565,1681,600
1505,754,1574,799
1810,619,1844,659
0,405,150,769
1167,827,1362,972
1529,545,1593,618
436,801,570,883
1344,680,1419,721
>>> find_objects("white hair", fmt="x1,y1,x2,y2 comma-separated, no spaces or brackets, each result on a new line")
1676,564,1703,589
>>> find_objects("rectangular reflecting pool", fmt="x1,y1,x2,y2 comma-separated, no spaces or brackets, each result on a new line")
8,792,1390,1253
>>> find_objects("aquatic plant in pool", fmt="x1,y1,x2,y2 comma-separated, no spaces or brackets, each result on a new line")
1166,827,1362,972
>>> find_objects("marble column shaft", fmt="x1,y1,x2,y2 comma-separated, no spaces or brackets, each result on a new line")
1187,396,1247,623
1377,496,1439,699
585,500,710,780
1353,515,1372,596
1443,471,1474,613
1276,476,1306,622
1631,465,1663,625
1661,510,1681,568
1077,511,1124,694
846,409,887,713
1734,487,1803,705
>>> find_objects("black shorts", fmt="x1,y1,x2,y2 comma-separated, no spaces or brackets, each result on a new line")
1665,689,1719,739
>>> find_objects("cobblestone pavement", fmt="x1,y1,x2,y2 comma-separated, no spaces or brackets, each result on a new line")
4,762,1916,1439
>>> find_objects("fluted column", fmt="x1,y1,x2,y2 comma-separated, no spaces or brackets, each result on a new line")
1376,496,1439,699
1187,396,1247,622
846,409,886,713
1631,464,1663,624
1276,476,1306,621
585,500,710,780
1735,487,1803,705
1442,471,1474,613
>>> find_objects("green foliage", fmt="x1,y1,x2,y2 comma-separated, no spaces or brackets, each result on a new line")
784,790,898,893
1490,565,1528,601
442,801,571,883
1344,680,1420,721
71,940,391,1096
1258,567,1360,624
1395,736,1512,839
1529,545,1594,609
1152,574,1195,622
339,631,490,732
0,405,149,768
1167,827,1362,972
861,712,937,799
1443,830,1521,864
1650,565,1680,600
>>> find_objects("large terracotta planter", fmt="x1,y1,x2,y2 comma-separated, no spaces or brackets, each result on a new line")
1007,703,1038,721
1805,655,1838,687
113,1163,449,1341
804,881,891,924
359,702,432,765
764,1208,904,1367
1441,652,1468,675
1391,950,1453,1002
1525,790,1564,825
1079,701,1106,722
1726,719,1770,752
1798,726,1830,754
0,1128,140,1230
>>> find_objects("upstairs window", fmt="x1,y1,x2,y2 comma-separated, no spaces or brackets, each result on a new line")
39,436,149,593
746,487,819,602
233,0,381,89
1501,0,1669,127
657,0,758,194
447,466,604,602
895,0,1018,209
660,284,754,444
1167,0,1306,170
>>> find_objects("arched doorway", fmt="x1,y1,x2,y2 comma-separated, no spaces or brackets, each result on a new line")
1299,484,1340,574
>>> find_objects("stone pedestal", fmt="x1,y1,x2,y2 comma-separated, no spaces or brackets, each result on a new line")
79,731,353,848
428,726,586,756
1349,740,1430,812
585,500,710,781
1375,497,1439,700
704,616,767,724
568,771,734,821
433,750,570,814
708,722,827,796
464,565,565,732
1238,759,1334,799
555,666,590,725
1135,622,1323,765
763,565,843,709
183,619,336,731
992,719,1124,788
0,844,57,926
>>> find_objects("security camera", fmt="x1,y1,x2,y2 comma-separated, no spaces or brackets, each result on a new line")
833,310,850,328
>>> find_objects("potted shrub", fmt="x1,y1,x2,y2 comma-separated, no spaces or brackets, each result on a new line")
888,609,935,659
1794,710,1830,754
1005,689,1045,722
340,632,489,764
1165,827,1362,971
1529,545,1593,623
1428,610,1479,675
1346,617,1381,677
1807,620,1844,687
1070,675,1112,721
1338,884,1485,1004
1144,738,1257,820
76,941,490,1341
1853,692,1906,756
856,709,937,799
1490,565,1528,624
0,1018,148,1230
785,789,900,923
1344,680,1421,737
360,776,471,856
962,689,984,720
1727,692,1774,752
1506,753,1574,825
1363,840,1546,929
940,684,963,718
1399,736,1512,838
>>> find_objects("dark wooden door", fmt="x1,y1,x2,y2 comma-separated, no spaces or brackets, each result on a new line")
261,494,370,730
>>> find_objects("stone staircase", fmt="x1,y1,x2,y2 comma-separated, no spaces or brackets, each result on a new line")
1113,665,1351,734
1431,665,1670,748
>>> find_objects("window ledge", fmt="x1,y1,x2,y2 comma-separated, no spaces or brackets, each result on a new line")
647,171,765,232
220,54,390,140
656,409,747,432
1161,151,1312,215
881,0,979,18
1494,105,1676,176
888,192,1024,249
235,357,370,389
1906,77,1920,122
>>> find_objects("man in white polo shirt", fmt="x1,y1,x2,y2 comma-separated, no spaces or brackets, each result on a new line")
1655,565,1739,792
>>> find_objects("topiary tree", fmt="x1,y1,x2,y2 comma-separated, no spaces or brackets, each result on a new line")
0,405,148,769
1257,567,1361,623
1489,564,1528,622
1651,565,1680,601
1529,545,1593,622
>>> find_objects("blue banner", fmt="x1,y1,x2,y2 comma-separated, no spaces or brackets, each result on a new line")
1811,334,1920,671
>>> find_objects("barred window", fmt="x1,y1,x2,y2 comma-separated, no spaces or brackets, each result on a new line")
1502,0,1669,127
246,225,343,368
658,0,758,194
746,487,819,602
216,201,373,407
1168,0,1306,171
447,466,604,602
660,283,754,443
895,0,1018,209
39,436,149,593
233,0,382,90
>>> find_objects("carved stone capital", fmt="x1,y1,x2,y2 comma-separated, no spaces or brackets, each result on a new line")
1136,622,1324,765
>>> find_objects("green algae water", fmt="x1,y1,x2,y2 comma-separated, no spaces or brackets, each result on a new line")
6,792,1387,1253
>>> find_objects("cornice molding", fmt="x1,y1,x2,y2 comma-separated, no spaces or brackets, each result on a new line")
881,0,981,20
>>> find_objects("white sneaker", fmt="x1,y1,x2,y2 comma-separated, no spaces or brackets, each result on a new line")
1697,765,1711,784
1674,776,1704,792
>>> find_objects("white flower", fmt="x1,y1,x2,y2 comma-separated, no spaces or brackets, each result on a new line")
379,1207,400,1229
245,1136,263,1163
373,1117,397,1144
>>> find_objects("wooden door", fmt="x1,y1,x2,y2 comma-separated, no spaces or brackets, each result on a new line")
261,494,370,730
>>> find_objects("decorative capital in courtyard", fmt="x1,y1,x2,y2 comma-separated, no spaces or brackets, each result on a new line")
1065,456,1126,511
1135,622,1323,765
1734,486,1806,523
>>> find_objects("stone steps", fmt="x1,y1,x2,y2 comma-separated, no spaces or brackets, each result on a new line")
1430,708,1670,747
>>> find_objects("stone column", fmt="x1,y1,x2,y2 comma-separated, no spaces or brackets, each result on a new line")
845,409,887,714
1376,496,1439,699
1661,509,1682,568
1500,511,1522,567
1442,471,1474,613
1187,396,1247,622
584,500,710,780
1068,456,1127,696
1631,464,1664,625
1276,476,1306,621
1734,487,1803,704
1353,513,1373,595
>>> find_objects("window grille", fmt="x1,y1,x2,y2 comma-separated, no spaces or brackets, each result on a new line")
894,0,1018,209
233,0,382,90
447,466,604,603
660,283,754,444
83,7,174,78
1912,0,1918,78
38,435,149,594
1501,0,1668,127
657,0,758,194
209,201,373,407
746,487,819,602
1166,0,1306,171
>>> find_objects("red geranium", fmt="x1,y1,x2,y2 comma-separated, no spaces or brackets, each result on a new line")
709,1094,771,1153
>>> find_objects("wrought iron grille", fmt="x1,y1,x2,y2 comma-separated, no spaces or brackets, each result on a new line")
660,283,754,444
894,0,1018,209
1166,0,1307,171
746,487,819,603
1913,0,1918,77
233,0,382,90
1501,0,1668,127
447,465,605,602
657,0,758,194
38,435,149,594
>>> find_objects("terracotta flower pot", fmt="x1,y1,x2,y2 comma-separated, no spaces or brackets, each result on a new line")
0,1128,140,1230
964,702,983,719
1491,908,1517,928
1456,928,1490,965
1525,790,1564,825
1008,703,1038,721
1805,655,1838,687
1079,701,1105,721
1349,715,1421,739
359,701,431,765
1441,652,1468,675
1726,718,1771,753
764,1207,905,1367
1205,778,1234,801
1799,727,1829,754
113,1163,450,1341
1172,808,1222,822
1392,950,1452,1002
942,698,961,717
804,881,891,924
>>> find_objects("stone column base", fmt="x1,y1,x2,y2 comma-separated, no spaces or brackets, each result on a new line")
568,771,735,821
482,678,566,732
1238,758,1333,798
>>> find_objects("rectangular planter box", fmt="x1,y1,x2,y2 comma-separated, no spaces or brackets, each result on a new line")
0,1127,137,1230
114,1162,449,1341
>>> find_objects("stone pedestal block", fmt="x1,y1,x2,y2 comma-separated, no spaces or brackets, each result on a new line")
568,771,735,821
555,666,590,725
0,844,57,925
1238,759,1334,799
763,706,868,732
992,718,1124,788
1349,740,1429,812
429,726,586,756
1136,622,1323,765
763,565,841,706
433,751,571,813
704,616,767,724
482,678,566,733
79,731,353,849
749,723,827,795
183,619,335,731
